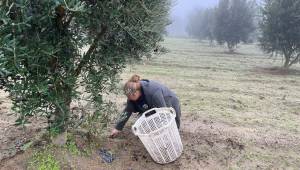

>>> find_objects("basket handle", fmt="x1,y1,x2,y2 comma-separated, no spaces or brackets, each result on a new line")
145,109,156,117
142,107,176,118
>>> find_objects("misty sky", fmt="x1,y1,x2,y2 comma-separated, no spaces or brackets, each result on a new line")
166,0,219,37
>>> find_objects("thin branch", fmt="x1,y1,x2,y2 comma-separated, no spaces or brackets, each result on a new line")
63,0,84,13
74,25,107,76
64,15,73,28
116,22,138,41
138,0,151,15
289,54,300,66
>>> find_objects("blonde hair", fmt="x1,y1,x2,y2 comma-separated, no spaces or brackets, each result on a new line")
124,75,141,95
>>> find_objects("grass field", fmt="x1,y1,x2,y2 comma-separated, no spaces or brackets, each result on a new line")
1,37,300,169
120,37,300,169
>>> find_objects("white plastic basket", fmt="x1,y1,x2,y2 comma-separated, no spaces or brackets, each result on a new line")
132,107,183,164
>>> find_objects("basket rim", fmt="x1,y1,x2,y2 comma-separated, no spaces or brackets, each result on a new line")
132,107,176,136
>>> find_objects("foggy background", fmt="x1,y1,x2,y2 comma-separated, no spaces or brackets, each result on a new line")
167,0,219,37
167,0,263,37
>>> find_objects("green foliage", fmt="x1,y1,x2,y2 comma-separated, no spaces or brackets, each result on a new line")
49,126,62,137
0,0,170,131
66,140,80,156
80,101,117,136
214,0,255,52
259,0,300,68
29,147,60,170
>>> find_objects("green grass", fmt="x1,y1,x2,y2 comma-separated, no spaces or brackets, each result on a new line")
66,140,81,156
28,145,60,170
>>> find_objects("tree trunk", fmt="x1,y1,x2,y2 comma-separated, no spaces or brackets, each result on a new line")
227,42,235,53
283,54,291,69
288,54,300,67
49,84,72,132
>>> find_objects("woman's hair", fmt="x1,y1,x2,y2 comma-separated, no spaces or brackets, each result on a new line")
124,74,141,95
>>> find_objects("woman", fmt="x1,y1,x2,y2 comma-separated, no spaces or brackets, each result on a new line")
110,75,181,138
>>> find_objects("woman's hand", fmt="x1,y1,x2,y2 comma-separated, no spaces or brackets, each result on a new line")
109,128,121,138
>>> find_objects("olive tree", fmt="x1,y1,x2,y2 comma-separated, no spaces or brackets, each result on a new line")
0,0,170,132
214,0,255,52
259,0,300,68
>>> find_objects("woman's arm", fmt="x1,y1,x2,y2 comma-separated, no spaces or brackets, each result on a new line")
115,111,132,130
114,100,135,131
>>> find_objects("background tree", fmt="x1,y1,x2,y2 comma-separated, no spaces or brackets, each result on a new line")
249,0,263,43
214,0,255,52
186,8,215,44
259,0,300,68
186,9,203,39
0,0,170,132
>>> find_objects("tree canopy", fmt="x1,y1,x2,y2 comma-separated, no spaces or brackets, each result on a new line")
0,0,170,132
259,0,300,68
214,0,255,52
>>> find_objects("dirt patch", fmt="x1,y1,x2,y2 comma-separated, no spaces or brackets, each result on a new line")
1,116,250,170
1,112,300,169
0,91,47,162
184,117,300,149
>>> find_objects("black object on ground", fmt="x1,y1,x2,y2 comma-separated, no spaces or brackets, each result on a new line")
98,148,115,163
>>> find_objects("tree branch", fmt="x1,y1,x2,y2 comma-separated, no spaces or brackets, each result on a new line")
74,25,107,77
64,15,73,28
138,0,151,15
289,53,300,67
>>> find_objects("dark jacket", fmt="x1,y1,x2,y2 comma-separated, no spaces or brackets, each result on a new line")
115,80,181,130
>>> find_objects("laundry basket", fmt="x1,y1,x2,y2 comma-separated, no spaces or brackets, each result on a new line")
132,107,183,164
